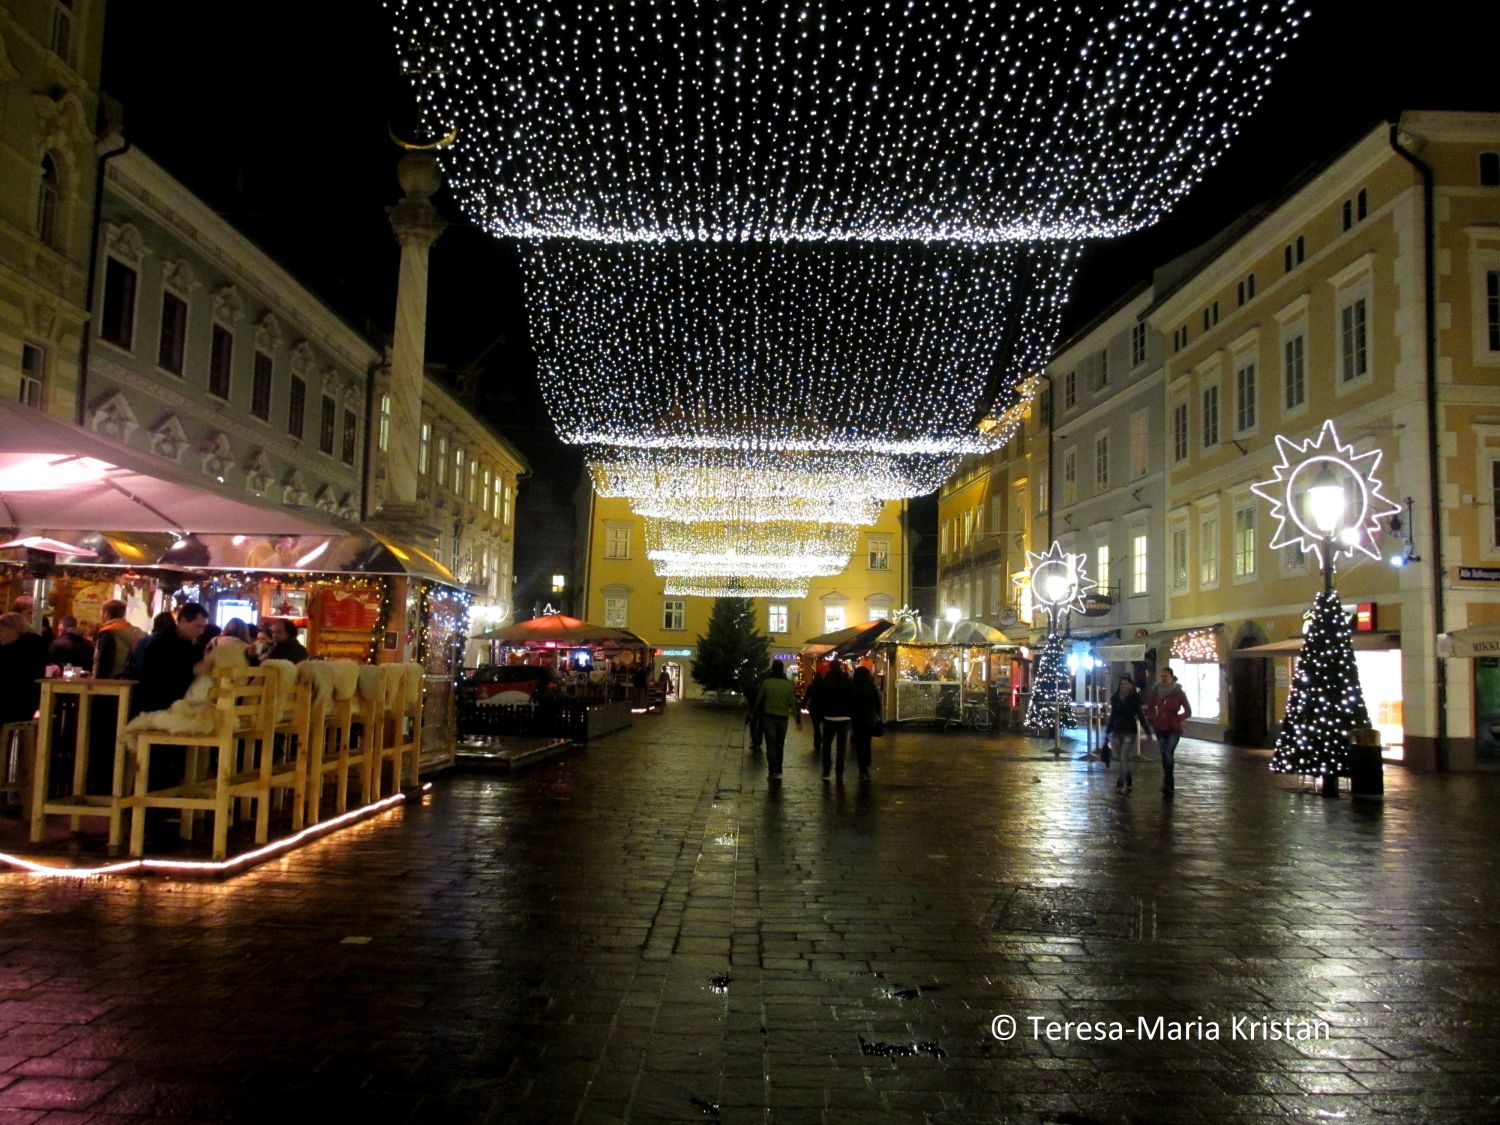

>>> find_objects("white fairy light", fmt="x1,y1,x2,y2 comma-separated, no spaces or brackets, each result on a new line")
646,517,856,579
387,0,1307,243
1250,420,1400,569
664,575,812,600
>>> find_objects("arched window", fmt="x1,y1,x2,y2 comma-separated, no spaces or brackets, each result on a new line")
37,154,60,247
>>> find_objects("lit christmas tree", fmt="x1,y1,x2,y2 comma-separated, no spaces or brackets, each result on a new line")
1024,631,1076,735
1270,590,1370,777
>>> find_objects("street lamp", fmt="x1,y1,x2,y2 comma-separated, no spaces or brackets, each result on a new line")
1252,420,1400,793
1015,541,1095,752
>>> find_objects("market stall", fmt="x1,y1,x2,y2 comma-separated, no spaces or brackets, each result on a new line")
875,617,1018,725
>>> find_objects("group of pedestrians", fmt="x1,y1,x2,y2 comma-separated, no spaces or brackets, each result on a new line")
1102,667,1192,796
747,659,883,783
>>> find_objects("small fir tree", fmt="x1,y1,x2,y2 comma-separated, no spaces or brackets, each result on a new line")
1024,631,1076,735
691,597,770,699
1271,588,1370,776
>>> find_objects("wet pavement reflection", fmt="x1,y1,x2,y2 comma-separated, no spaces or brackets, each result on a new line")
1,701,1499,1121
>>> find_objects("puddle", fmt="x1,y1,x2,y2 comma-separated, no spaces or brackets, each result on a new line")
689,1096,720,1120
858,1035,946,1060
708,972,732,995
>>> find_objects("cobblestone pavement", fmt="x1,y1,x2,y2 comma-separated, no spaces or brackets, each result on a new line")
2,701,1500,1123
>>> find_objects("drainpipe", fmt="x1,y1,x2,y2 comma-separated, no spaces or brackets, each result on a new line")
1388,123,1448,769
77,127,132,426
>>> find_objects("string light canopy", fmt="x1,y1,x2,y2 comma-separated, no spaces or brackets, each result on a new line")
528,240,1072,456
646,518,855,579
627,492,883,528
664,575,811,600
388,0,1307,243
1250,420,1400,569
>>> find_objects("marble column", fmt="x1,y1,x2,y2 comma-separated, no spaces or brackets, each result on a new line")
384,152,447,509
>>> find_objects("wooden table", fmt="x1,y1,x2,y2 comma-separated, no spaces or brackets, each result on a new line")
29,678,134,851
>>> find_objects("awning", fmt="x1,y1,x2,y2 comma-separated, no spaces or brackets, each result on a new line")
1235,632,1402,657
803,619,893,649
1436,624,1500,658
1095,631,1178,662
881,617,1016,646
475,613,650,648
0,401,341,535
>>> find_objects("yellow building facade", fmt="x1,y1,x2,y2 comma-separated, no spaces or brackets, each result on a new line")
0,0,108,422
1151,112,1500,768
580,490,908,691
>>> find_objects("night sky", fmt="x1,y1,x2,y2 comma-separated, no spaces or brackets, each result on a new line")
102,2,1494,530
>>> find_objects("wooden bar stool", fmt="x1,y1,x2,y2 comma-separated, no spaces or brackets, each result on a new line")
29,679,133,852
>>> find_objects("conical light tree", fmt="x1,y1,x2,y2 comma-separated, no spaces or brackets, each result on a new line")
1016,542,1093,740
1024,632,1075,736
1270,591,1370,776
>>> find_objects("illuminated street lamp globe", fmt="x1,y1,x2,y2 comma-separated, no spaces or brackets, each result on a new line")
1018,541,1096,619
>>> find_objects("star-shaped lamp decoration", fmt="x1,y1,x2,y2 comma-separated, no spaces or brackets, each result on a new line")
1015,541,1095,616
1250,420,1400,568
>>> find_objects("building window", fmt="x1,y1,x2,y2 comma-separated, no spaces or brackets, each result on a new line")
1234,363,1256,432
823,605,846,632
1129,409,1148,479
419,423,431,473
1130,322,1147,367
868,536,891,570
1233,506,1256,578
1482,152,1500,187
1096,544,1110,591
1202,301,1219,331
453,448,465,498
319,394,336,455
37,154,60,247
468,459,478,504
1357,188,1368,221
1062,448,1077,505
1201,384,1219,448
1284,234,1306,273
288,376,306,438
605,525,630,559
251,352,273,420
341,408,357,465
1176,661,1220,721
378,394,391,452
604,596,628,629
1342,200,1353,231
19,343,45,409
436,435,448,486
1037,465,1049,513
1283,334,1306,409
494,476,503,520
1096,349,1109,389
208,324,233,399
662,600,685,631
1038,386,1052,426
1340,296,1369,382
158,291,187,375
1063,370,1076,409
764,604,789,634
100,258,137,349
48,0,73,60
1131,533,1148,595
1282,539,1307,573
504,483,513,525
1199,514,1219,587
1172,402,1188,462
1094,433,1109,491
482,468,492,515
1170,526,1188,593
1487,271,1500,352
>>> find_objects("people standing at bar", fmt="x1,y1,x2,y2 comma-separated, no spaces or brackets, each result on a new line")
92,600,146,680
819,661,854,782
1144,666,1191,797
133,604,210,716
265,618,309,664
0,612,47,723
751,659,800,782
849,665,882,782
47,615,94,670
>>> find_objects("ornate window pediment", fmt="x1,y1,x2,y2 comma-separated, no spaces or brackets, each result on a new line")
148,414,189,462
200,431,235,478
33,91,90,159
213,284,244,326
313,484,338,512
89,391,139,440
244,448,273,495
341,381,361,409
254,311,283,352
337,492,358,520
282,469,308,506
102,221,149,266
163,259,198,293
290,340,314,377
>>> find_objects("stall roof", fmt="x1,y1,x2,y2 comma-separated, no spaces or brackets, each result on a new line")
1095,632,1178,662
475,613,650,648
802,619,892,650
883,618,1015,646
1235,632,1402,657
1437,624,1500,658
0,401,343,535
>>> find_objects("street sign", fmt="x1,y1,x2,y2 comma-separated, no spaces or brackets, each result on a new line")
1077,593,1114,617
1457,566,1500,582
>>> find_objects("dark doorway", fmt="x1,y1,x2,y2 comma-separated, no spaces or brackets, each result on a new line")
1229,642,1269,746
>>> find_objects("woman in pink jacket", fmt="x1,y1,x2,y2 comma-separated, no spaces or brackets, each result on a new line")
1144,667,1191,797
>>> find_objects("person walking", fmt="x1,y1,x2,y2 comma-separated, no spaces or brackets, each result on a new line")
1105,675,1151,792
819,662,854,781
751,659,801,781
802,664,829,757
744,665,767,754
849,665,883,781
1144,667,1191,797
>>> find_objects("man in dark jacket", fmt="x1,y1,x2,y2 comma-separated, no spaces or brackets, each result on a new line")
818,662,855,781
47,615,94,670
133,604,210,716
265,618,309,664
0,612,48,723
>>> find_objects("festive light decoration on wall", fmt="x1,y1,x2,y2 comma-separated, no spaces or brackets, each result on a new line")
663,575,811,600
1250,420,1400,569
1170,628,1220,664
388,0,1305,243
1270,589,1370,778
1016,541,1096,617
526,240,1073,455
